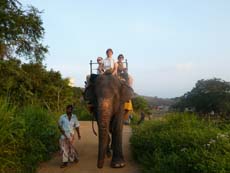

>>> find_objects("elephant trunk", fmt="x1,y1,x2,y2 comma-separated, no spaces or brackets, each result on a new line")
97,98,112,168
97,121,109,168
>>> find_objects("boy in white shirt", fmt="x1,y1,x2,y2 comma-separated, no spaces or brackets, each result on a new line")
103,48,118,75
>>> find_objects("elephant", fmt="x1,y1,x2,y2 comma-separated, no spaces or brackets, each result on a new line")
84,73,134,168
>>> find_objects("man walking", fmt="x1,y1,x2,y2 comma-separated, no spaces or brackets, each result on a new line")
58,105,81,168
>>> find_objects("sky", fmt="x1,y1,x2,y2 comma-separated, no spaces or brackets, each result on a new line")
21,0,230,98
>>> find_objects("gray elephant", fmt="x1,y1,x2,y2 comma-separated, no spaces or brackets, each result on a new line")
84,73,133,168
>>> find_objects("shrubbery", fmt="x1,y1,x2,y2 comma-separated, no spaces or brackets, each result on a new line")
74,103,92,121
0,99,24,172
130,113,230,173
0,99,60,173
130,112,141,125
19,106,59,171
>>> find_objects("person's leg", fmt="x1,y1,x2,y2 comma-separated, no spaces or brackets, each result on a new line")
123,110,130,125
123,110,129,120
60,138,69,168
68,135,79,162
128,74,133,87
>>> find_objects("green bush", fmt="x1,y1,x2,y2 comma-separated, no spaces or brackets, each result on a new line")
74,105,92,121
130,112,140,125
0,98,25,172
19,106,60,171
0,99,59,173
130,113,230,173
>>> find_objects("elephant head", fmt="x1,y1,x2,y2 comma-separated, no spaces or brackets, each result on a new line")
83,74,133,168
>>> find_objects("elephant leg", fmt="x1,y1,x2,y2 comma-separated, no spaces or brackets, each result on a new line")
111,112,125,168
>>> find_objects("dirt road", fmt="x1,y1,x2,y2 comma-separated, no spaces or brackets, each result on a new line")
37,121,140,173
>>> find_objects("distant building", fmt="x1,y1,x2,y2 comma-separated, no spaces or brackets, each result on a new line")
156,105,170,111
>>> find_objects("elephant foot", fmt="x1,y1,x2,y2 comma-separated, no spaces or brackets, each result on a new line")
97,160,104,169
106,149,112,158
111,161,126,168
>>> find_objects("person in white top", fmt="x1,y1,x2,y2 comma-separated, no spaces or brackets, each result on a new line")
58,105,81,168
103,48,118,75
97,57,104,74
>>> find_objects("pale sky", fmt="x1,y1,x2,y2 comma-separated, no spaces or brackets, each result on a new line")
21,0,230,98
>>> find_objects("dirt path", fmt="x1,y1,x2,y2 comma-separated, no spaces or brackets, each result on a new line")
37,121,140,173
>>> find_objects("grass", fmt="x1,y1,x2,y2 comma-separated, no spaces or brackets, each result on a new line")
130,113,230,173
0,98,24,172
0,98,60,173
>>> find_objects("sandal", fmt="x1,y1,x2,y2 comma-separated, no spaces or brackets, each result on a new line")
111,162,126,168
60,162,68,168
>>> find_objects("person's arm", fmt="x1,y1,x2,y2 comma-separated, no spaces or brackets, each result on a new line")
128,74,133,87
58,116,68,139
99,65,105,74
75,127,81,140
58,125,68,139
112,62,118,75
123,62,127,72
74,116,81,140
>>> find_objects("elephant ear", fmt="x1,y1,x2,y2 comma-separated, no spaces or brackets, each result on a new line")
89,74,98,83
120,82,134,103
83,74,98,102
84,85,96,103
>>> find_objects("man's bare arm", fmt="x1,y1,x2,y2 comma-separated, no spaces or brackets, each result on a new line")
58,125,67,138
76,127,81,140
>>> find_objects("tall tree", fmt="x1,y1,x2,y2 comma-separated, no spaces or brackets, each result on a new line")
173,78,230,115
0,0,48,62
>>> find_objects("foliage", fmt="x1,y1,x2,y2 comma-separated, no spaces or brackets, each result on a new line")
0,0,48,62
130,112,140,125
0,98,24,172
132,96,150,113
173,78,230,116
74,104,92,120
0,59,89,114
19,106,59,171
70,87,91,120
0,99,60,173
131,113,230,173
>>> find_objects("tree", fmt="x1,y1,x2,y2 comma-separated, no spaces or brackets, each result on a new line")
132,96,150,113
0,0,48,62
173,78,230,116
